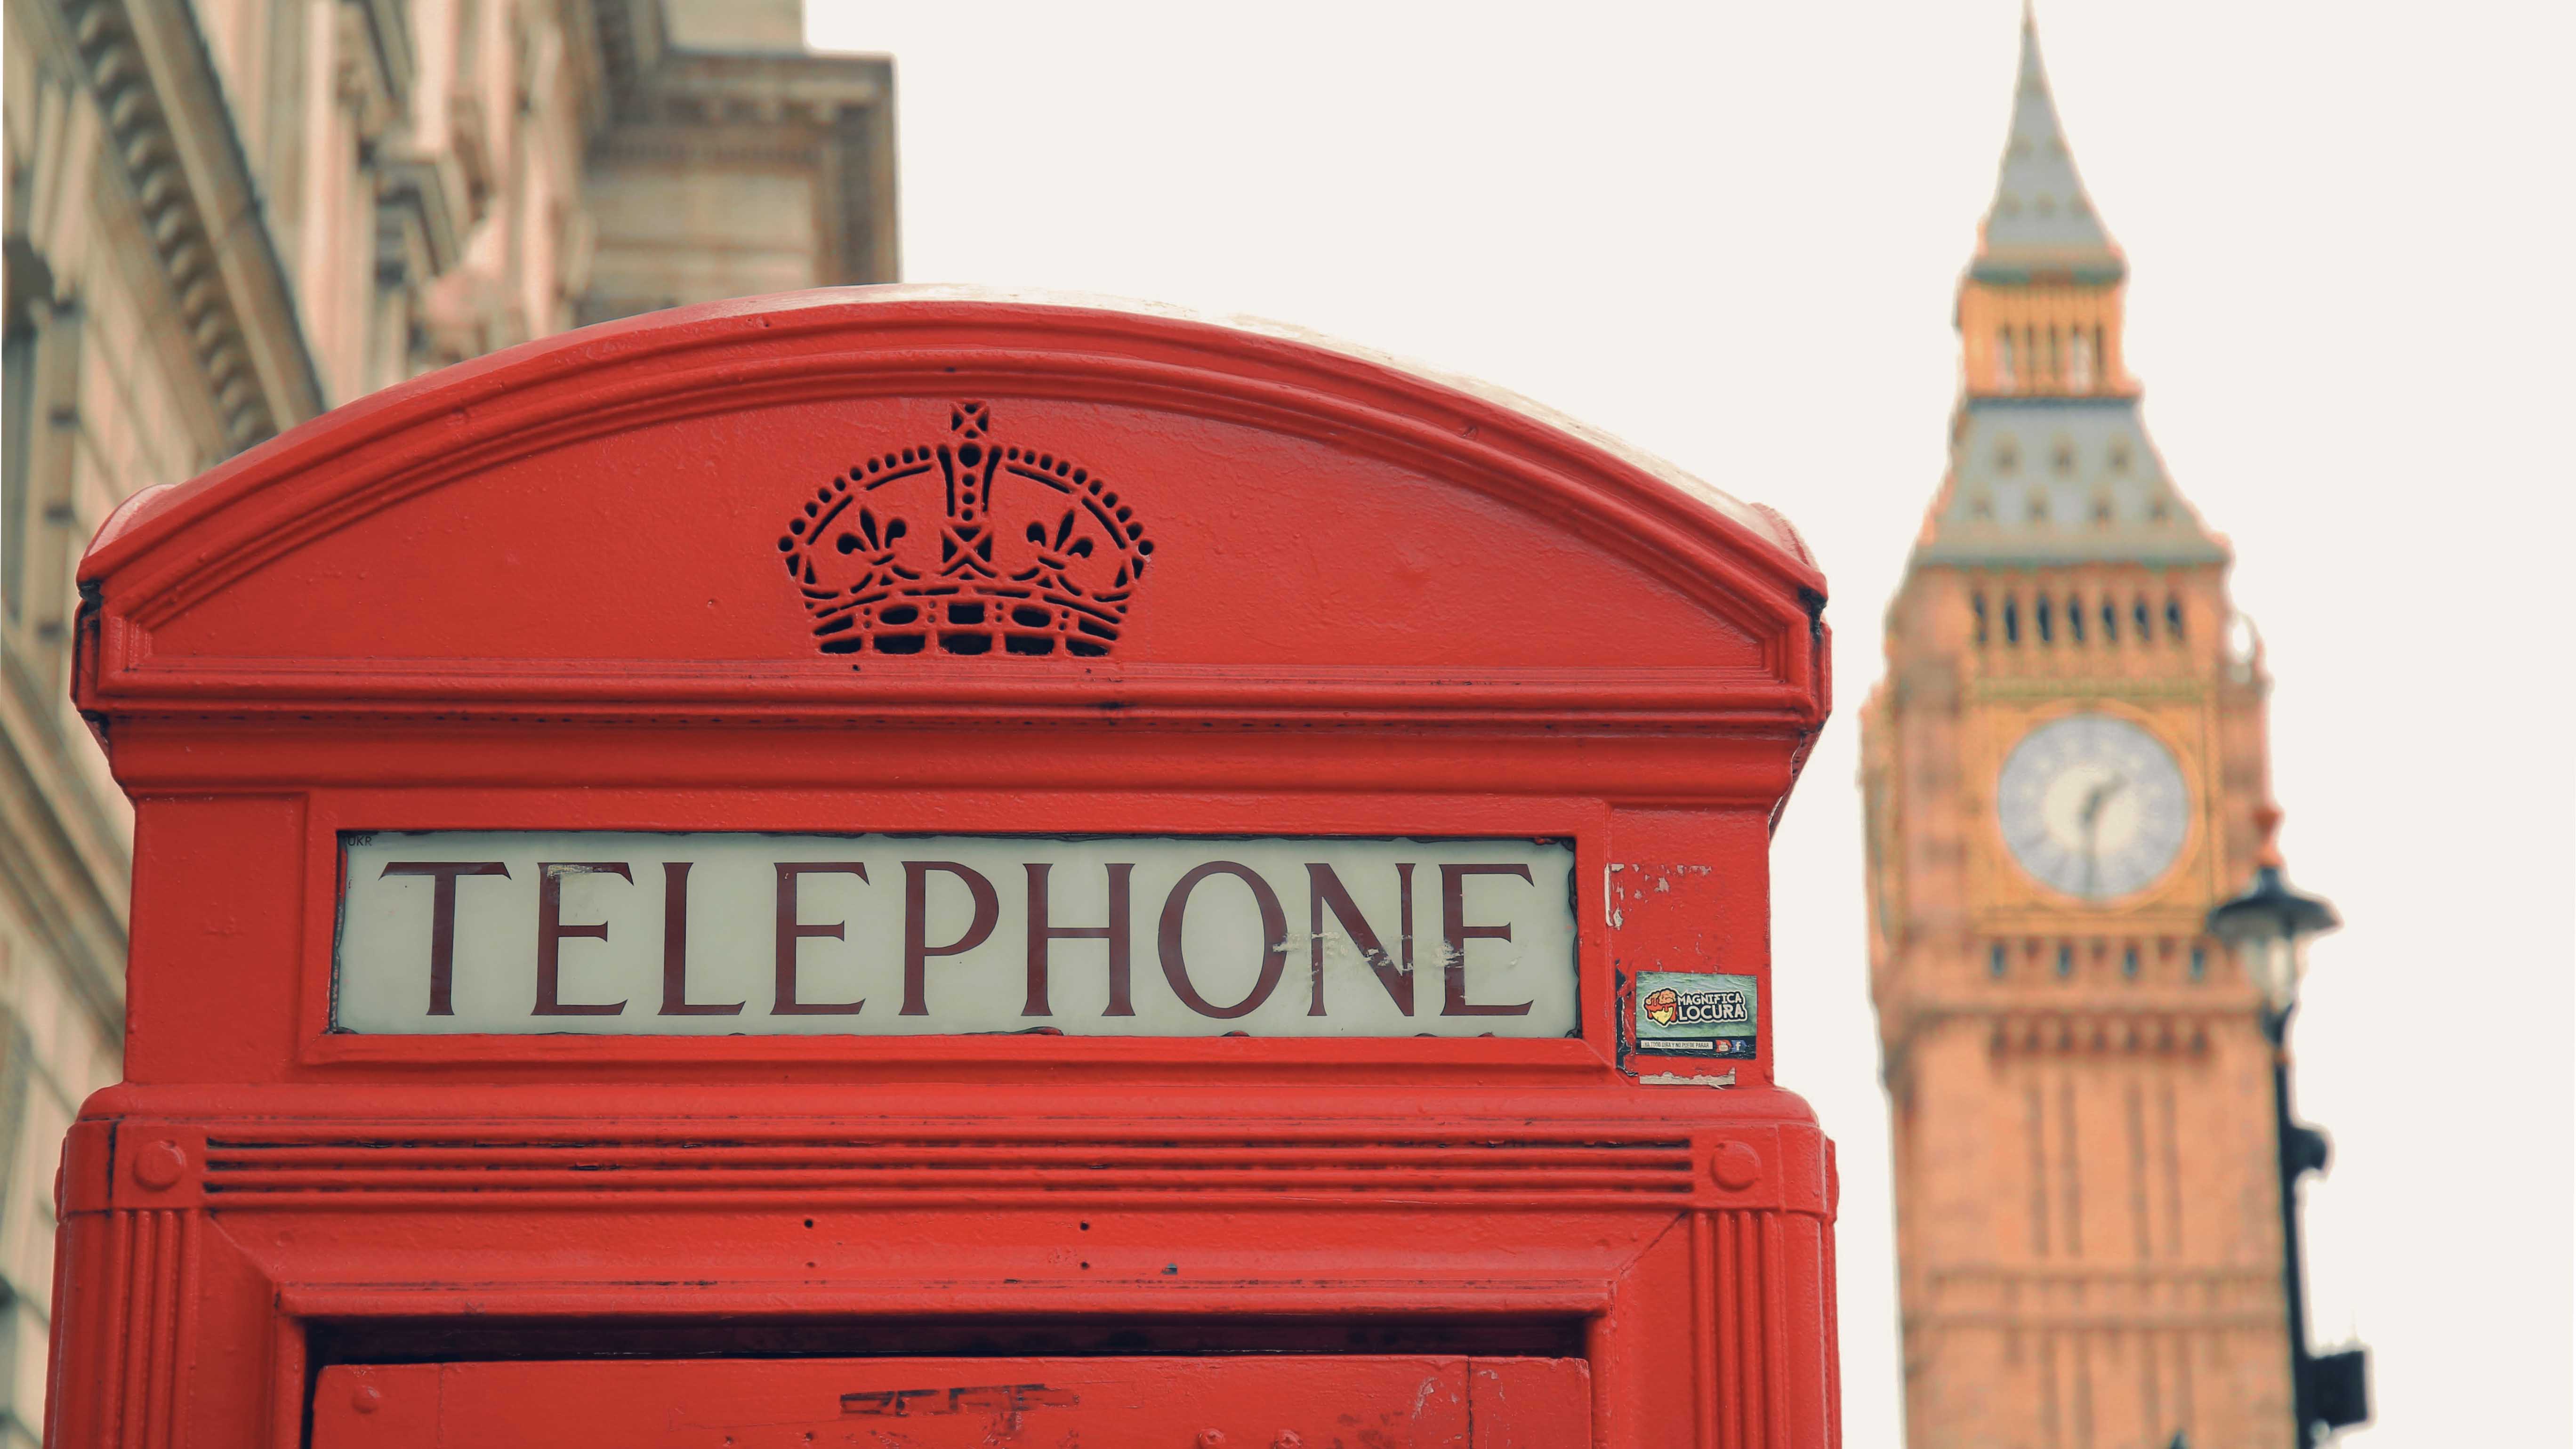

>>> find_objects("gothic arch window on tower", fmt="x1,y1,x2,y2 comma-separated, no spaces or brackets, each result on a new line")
1989,942,2010,977
2101,596,2119,643
2165,595,2185,641
2004,595,2021,644
2035,593,2054,644
2133,595,2152,640
1996,436,2020,473
2054,942,2075,978
2123,944,2141,979
1972,592,1989,645
2066,593,2085,643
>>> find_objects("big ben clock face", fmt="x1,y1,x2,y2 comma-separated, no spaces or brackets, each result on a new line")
1997,714,2190,901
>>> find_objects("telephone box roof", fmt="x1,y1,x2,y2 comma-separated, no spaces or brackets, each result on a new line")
77,288,1828,731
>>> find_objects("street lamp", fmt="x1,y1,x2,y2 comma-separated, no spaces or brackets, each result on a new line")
2205,818,2371,1447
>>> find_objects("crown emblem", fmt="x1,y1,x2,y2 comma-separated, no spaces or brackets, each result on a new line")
778,402,1153,659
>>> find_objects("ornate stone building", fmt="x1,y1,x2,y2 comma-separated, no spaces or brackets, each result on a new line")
0,0,893,1435
1862,17,2294,1449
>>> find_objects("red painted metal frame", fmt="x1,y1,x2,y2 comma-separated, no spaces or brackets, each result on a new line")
52,292,1840,1449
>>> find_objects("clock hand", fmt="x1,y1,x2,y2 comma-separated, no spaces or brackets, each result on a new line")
2077,779,2119,827
2075,778,2127,892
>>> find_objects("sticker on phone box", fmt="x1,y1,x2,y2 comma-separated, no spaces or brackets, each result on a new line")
1634,971,1758,1058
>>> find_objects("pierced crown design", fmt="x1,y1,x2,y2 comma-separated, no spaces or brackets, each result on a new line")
779,402,1154,659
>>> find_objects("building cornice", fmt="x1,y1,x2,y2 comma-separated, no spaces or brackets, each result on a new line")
577,4,900,288
62,0,328,445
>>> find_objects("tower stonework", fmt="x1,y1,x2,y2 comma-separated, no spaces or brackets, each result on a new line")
1863,19,2294,1449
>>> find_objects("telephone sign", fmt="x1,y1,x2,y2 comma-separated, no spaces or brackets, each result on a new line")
338,831,1579,1037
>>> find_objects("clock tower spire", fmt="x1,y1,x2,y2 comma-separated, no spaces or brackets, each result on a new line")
1862,13,2299,1447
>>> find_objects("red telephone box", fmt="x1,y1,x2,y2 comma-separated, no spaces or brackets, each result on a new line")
53,291,1839,1447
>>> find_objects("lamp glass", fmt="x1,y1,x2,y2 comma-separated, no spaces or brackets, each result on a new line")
2234,931,2301,1015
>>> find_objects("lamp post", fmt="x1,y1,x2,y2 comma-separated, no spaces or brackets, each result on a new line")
2205,824,2371,1446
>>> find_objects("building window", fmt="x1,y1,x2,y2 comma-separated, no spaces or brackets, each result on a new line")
2101,597,2119,643
2004,596,2021,645
1989,943,2009,978
1996,329,2018,389
2069,330,2095,392
2054,943,2074,978
2189,945,2207,982
1972,593,1989,646
2165,595,2185,641
2035,594,2053,644
2066,594,2085,644
2134,595,2152,640
2122,944,2140,979
1996,440,2020,474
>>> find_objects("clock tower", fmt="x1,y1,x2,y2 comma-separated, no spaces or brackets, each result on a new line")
1862,16,2298,1449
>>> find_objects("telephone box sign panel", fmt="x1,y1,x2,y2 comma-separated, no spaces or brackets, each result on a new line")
335,833,1578,1038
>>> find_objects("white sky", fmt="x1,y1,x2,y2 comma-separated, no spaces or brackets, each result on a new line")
809,3,2574,1441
